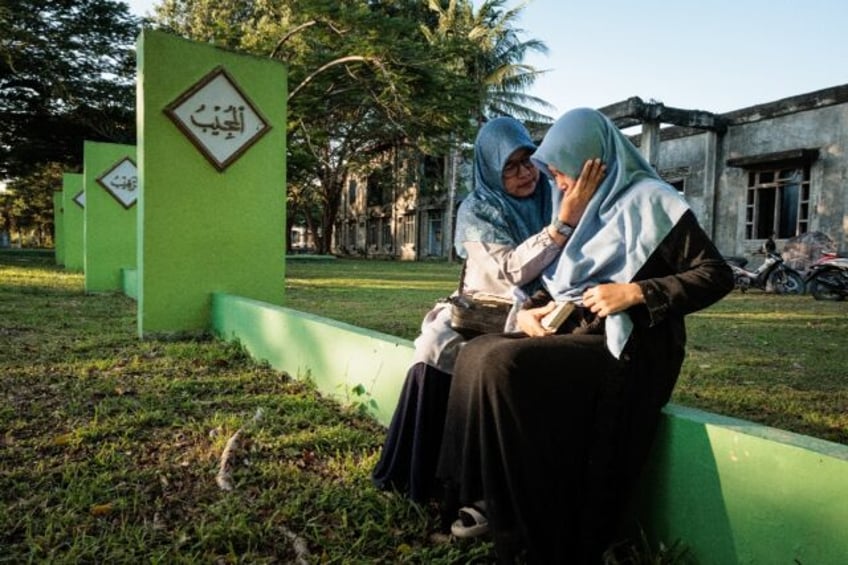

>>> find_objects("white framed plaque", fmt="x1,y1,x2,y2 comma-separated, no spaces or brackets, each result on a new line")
96,157,138,209
163,66,271,172
73,190,86,208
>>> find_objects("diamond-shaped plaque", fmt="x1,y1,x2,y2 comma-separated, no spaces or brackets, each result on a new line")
73,190,85,208
96,157,138,209
164,66,271,172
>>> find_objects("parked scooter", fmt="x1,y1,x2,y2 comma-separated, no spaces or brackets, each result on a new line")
804,252,848,301
724,238,805,295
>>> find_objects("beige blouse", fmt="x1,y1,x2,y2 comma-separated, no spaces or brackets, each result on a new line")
411,227,562,373
461,228,563,299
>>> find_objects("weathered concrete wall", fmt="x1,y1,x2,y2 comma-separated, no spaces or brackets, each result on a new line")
655,131,712,231
723,104,848,254
654,88,848,258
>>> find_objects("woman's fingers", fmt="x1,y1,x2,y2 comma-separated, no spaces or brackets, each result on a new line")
582,283,642,317
517,302,556,337
577,158,605,193
557,158,606,225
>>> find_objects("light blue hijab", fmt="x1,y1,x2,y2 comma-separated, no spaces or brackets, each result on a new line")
454,117,552,267
531,108,690,358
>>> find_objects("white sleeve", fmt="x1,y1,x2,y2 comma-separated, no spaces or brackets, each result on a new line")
461,228,561,296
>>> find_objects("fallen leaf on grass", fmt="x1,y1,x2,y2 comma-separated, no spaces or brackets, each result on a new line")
52,433,73,446
90,503,113,517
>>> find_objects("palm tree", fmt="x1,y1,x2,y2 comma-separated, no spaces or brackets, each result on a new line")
422,0,555,125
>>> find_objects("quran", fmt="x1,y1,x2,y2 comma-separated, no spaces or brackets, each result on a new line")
541,301,575,331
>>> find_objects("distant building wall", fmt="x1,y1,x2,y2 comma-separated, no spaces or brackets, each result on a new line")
333,146,470,260
654,85,848,257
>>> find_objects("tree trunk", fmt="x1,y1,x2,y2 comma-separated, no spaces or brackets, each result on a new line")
319,170,346,255
445,145,458,262
284,212,293,253
307,216,320,254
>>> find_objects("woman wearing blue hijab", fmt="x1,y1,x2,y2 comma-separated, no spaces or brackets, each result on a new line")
437,109,733,562
372,117,604,505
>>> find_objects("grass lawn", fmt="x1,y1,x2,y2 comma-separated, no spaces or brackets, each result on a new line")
285,257,848,446
2,250,846,563
0,251,490,563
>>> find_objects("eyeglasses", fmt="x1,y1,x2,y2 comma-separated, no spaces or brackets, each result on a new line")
503,156,535,178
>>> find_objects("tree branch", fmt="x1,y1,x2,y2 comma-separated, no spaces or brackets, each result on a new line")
288,55,379,101
269,20,317,58
268,19,346,58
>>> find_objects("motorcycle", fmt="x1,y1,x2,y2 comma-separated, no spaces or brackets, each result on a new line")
804,252,848,301
724,239,805,295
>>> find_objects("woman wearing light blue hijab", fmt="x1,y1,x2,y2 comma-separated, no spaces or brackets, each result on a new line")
437,108,733,562
372,117,604,506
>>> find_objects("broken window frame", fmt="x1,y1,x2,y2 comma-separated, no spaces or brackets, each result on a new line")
744,164,811,240
727,148,817,241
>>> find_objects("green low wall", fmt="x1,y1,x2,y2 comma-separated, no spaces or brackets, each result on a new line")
211,293,413,426
121,268,137,300
210,292,848,564
636,404,848,563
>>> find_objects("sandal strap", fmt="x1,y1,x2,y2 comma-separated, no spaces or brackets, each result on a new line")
458,505,487,526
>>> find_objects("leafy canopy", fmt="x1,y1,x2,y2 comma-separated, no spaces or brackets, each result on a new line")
0,0,140,179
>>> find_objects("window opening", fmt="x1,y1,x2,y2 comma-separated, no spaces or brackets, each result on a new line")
381,219,392,250
427,214,443,256
347,180,357,209
745,165,810,239
367,219,378,247
401,214,415,246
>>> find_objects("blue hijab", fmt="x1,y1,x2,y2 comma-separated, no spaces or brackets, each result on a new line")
454,117,552,262
531,108,690,358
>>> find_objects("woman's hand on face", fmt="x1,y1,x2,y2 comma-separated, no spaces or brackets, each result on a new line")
558,158,605,226
581,283,645,317
517,301,557,337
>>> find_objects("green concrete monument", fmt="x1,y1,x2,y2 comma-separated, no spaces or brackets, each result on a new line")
136,29,287,336
62,173,85,272
83,141,138,292
53,190,64,265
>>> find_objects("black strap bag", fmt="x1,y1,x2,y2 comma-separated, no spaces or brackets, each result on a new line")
447,262,513,339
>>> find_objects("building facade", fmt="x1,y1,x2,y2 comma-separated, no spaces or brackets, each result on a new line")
331,83,848,260
619,83,848,259
333,146,472,261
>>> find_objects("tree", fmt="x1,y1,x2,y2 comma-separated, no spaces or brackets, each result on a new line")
0,162,64,247
0,0,140,180
422,0,554,125
0,0,140,246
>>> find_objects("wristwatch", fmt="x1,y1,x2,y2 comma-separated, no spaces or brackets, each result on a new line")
551,218,574,238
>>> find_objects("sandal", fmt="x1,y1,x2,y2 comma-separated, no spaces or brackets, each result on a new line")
450,504,489,538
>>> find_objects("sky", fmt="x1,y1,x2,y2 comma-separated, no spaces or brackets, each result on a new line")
126,0,848,117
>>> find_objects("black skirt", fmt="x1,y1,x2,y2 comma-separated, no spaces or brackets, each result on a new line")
436,332,662,564
372,362,453,503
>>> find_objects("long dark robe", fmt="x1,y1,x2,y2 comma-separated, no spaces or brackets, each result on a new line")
372,362,452,503
436,212,734,563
